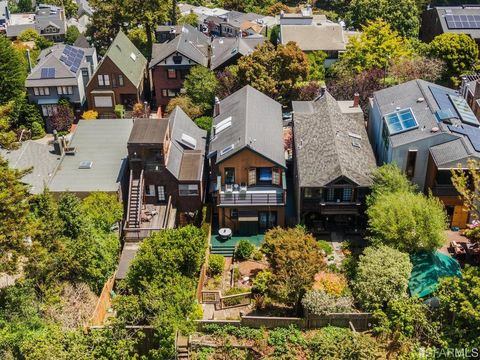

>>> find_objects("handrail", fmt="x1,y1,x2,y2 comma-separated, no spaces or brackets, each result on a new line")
218,192,285,205
124,170,134,230
136,170,144,227
163,195,172,229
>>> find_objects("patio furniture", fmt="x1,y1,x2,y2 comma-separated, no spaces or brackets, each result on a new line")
451,241,466,256
218,228,232,240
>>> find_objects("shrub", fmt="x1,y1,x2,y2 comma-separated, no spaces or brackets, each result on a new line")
317,240,333,256
207,254,224,276
252,270,272,295
81,110,98,120
235,240,255,260
223,287,246,307
30,121,45,139
313,272,348,296
302,289,354,315
132,102,144,118
194,116,213,131
114,104,125,118
251,249,263,261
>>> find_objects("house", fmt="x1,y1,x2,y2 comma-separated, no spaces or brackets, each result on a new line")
0,0,8,32
25,43,97,118
210,34,265,70
150,24,210,110
279,7,357,67
205,11,265,37
0,140,61,194
6,4,66,41
292,91,376,232
48,119,134,198
460,74,480,120
209,85,287,235
86,31,147,116
177,3,229,27
124,106,206,240
420,6,480,44
368,79,480,228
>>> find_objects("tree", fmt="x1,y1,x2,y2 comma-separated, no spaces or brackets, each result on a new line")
49,104,74,132
389,56,445,84
353,245,412,310
429,33,479,86
0,36,27,105
307,50,327,81
184,65,219,111
265,2,289,16
293,81,322,101
127,28,149,59
166,96,203,119
435,266,480,348
17,0,33,12
235,239,255,260
367,163,417,206
302,289,354,315
0,157,32,272
452,159,480,222
58,193,86,239
65,25,80,45
262,227,325,313
234,41,309,104
81,192,123,233
346,0,420,38
216,67,240,99
17,29,54,50
334,19,413,75
367,191,447,252
178,13,199,27
194,116,212,131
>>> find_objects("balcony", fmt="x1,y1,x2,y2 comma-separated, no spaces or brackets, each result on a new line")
217,185,285,206
430,184,460,197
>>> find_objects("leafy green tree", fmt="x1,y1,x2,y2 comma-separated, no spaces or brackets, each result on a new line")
178,12,199,27
367,163,416,206
194,116,212,131
17,29,54,50
435,266,480,348
81,192,123,233
429,33,479,86
262,227,325,313
235,239,255,260
166,96,204,119
184,65,219,111
17,0,33,12
0,36,27,105
367,191,447,252
127,28,149,58
307,50,327,81
207,254,224,276
353,245,412,311
0,157,32,272
65,25,80,45
49,104,74,132
41,0,78,18
334,19,413,74
58,193,86,239
346,0,420,38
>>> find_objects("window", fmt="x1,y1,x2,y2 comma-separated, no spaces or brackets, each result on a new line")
167,68,177,79
146,185,155,196
82,69,88,77
57,86,73,95
342,188,353,202
41,104,56,117
326,188,334,202
258,168,272,184
406,150,417,179
304,188,322,199
179,184,199,196
161,89,178,98
98,74,110,86
118,74,124,86
33,87,50,96
94,96,113,108
231,208,238,220
224,168,235,184
157,186,166,201
248,168,256,186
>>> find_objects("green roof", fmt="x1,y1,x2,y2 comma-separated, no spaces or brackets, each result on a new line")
104,31,147,88
409,251,462,298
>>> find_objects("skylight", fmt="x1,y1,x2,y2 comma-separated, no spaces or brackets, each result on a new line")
130,52,137,61
180,133,197,150
214,116,232,135
449,95,480,126
384,108,418,135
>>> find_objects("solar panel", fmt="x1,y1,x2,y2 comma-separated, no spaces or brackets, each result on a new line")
60,46,84,73
40,67,55,78
384,108,419,135
445,14,480,29
448,124,480,152
449,95,480,126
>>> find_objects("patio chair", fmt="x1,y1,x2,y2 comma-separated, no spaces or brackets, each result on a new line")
451,241,466,256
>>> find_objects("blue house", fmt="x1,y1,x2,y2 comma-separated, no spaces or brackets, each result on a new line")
368,79,480,228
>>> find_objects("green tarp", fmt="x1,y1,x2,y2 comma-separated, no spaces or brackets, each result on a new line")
409,251,462,298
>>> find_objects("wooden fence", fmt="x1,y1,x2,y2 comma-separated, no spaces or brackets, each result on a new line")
196,312,374,332
200,290,252,310
87,273,116,327
196,206,212,303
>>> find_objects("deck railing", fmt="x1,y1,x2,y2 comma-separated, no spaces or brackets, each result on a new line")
218,192,285,206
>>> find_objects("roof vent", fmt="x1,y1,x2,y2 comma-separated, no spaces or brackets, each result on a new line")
130,52,136,61
395,106,401,111
348,132,362,140
180,133,197,149
220,144,234,156
417,97,425,103
431,126,440,133
79,160,93,169
352,140,361,148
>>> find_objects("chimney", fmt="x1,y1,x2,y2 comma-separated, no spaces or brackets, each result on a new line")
214,96,220,117
353,92,360,107
280,10,285,17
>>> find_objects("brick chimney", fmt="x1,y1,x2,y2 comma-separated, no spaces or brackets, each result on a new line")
353,93,360,107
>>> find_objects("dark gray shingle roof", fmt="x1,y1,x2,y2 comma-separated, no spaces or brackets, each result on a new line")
293,92,376,187
209,85,285,168
210,35,265,69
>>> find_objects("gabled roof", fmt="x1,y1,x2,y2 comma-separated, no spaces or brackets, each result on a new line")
26,44,95,87
209,85,285,168
150,24,210,68
293,91,376,188
210,35,265,70
166,106,207,181
98,30,147,88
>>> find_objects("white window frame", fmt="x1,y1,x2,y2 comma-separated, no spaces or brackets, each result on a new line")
41,104,57,117
179,184,198,196
34,87,50,96
118,74,124,86
157,186,166,201
94,96,113,108
145,185,155,196
57,86,73,95
98,74,110,86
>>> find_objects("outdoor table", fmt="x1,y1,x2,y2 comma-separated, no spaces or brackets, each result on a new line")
218,228,232,240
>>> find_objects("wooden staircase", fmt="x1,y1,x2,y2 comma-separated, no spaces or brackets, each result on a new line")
126,170,144,229
176,332,190,360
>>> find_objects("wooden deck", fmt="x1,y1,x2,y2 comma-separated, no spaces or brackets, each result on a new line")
124,203,176,241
